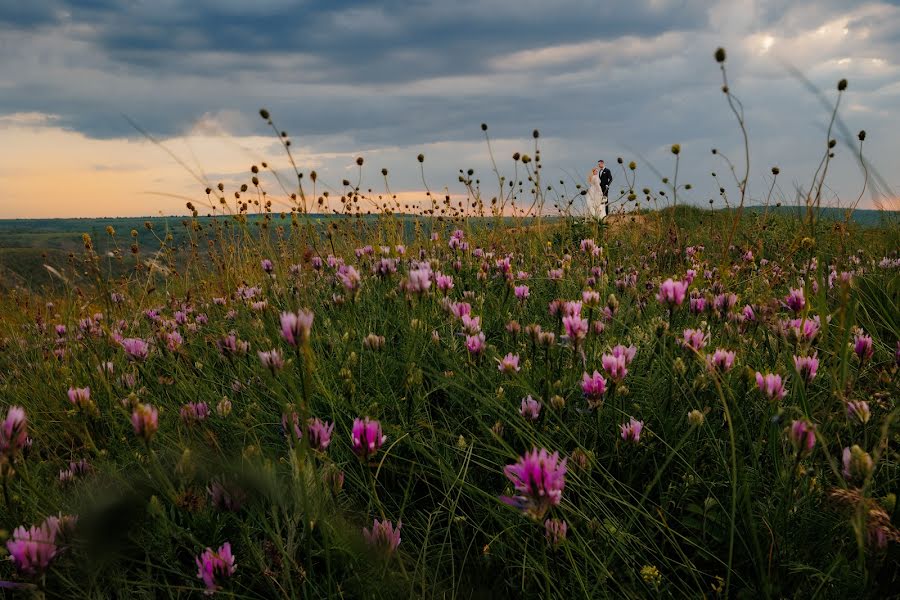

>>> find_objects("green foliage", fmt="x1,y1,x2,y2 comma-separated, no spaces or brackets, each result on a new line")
0,209,897,599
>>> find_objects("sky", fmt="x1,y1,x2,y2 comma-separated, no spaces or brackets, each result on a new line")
0,0,898,218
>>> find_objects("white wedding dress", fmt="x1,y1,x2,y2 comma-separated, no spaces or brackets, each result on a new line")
586,170,607,220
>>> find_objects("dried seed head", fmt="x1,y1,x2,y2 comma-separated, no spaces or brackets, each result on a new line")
837,78,848,91
714,47,726,63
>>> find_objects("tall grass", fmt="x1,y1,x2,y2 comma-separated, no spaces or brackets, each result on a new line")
0,49,898,599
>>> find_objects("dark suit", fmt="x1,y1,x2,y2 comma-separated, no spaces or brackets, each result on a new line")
598,167,612,198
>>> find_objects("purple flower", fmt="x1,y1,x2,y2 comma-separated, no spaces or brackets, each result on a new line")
793,353,819,383
519,396,542,421
783,315,820,342
689,296,706,315
755,372,788,401
351,417,386,460
121,337,149,362
500,448,567,519
196,542,237,595
165,331,183,351
406,268,432,294
544,518,568,547
514,285,530,300
611,344,637,365
705,349,736,373
260,259,274,273
337,265,361,291
450,301,472,319
497,353,521,374
6,517,60,575
306,417,335,451
131,403,159,441
461,314,481,334
681,328,708,352
362,519,401,555
562,315,588,345
207,480,246,512
180,402,210,425
620,418,644,444
656,278,688,307
258,349,285,373
742,304,756,322
842,445,874,484
67,386,92,409
0,406,28,457
280,309,314,346
582,290,600,307
466,332,486,355
789,420,816,455
217,334,249,357
846,400,871,424
784,288,805,312
435,273,454,293
601,353,628,383
853,334,874,362
581,371,607,408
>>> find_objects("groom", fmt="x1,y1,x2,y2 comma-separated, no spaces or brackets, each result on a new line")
597,160,612,199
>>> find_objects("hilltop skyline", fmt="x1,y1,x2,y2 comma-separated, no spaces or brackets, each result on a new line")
0,0,898,218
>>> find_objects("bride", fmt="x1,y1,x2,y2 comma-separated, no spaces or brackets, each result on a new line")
586,166,607,220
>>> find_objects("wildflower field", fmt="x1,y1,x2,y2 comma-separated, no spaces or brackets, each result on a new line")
1,66,899,598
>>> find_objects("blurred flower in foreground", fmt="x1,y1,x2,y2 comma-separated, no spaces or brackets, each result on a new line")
363,519,401,555
196,542,237,595
351,417,386,460
500,447,567,519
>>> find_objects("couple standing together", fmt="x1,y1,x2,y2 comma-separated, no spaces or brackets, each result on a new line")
586,159,612,220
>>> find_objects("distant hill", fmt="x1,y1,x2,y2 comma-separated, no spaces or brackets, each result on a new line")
741,205,898,227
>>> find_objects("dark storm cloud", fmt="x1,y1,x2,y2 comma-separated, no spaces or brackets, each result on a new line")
0,0,897,209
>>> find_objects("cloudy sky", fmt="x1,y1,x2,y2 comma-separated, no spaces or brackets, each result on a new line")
0,0,897,218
